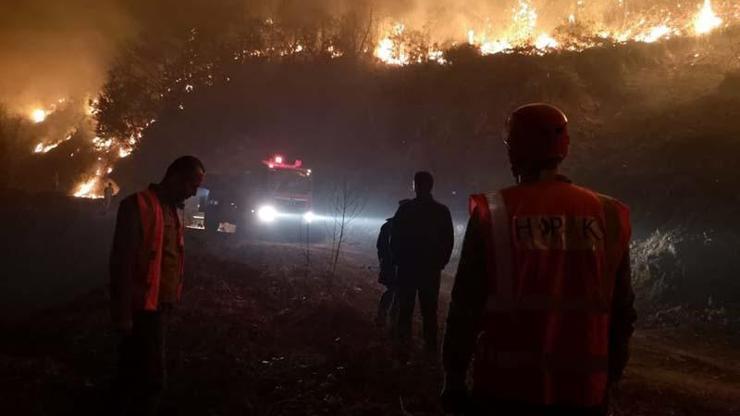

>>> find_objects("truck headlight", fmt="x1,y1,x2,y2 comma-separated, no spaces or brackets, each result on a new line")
303,211,316,223
257,205,278,223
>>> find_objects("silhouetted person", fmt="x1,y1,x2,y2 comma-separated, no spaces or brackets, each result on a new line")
104,181,114,213
375,200,408,327
391,171,454,353
109,156,205,415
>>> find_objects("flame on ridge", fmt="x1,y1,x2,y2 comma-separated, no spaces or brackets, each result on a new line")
695,0,723,34
23,1,735,198
375,0,733,64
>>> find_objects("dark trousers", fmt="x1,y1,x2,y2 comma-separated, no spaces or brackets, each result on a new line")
395,270,441,351
115,310,168,416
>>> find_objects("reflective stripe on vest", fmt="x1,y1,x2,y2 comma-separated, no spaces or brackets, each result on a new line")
486,192,514,308
136,189,165,311
133,189,186,312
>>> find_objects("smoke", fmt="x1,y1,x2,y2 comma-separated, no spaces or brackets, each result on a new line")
0,0,138,114
0,0,725,116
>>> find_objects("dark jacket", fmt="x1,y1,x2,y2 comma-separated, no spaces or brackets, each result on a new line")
376,218,395,285
390,194,454,274
442,206,637,389
110,193,146,329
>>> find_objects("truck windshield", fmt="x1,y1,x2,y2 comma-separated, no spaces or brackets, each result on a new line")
267,170,311,195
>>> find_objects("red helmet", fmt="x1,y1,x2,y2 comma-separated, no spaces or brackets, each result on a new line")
504,103,569,173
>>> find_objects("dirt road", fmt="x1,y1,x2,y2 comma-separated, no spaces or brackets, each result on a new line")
1,234,739,415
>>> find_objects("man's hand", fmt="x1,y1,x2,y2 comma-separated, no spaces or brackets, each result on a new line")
440,375,469,415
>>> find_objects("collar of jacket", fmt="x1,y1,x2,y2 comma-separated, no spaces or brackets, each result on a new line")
520,174,572,185
556,174,573,183
148,183,184,209
415,193,434,202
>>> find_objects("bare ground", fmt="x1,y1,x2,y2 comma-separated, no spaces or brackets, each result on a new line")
1,233,739,416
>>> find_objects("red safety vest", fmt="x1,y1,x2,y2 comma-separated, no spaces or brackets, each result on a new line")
133,188,185,311
469,178,630,407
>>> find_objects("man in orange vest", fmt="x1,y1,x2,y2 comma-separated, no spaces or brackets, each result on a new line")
109,156,205,415
441,104,636,415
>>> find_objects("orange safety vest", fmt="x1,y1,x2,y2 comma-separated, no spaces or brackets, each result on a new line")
133,188,185,311
469,179,630,407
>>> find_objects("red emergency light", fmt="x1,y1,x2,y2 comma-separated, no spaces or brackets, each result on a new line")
264,155,304,170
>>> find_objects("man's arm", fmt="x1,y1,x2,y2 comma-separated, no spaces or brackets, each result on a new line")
440,206,455,268
376,222,389,262
609,250,636,383
389,206,405,266
109,197,140,333
442,209,488,388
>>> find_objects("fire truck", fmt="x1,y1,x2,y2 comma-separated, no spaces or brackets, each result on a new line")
195,155,315,236
253,155,315,226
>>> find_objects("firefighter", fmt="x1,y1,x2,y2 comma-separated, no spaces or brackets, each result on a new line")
441,103,636,415
109,156,205,415
391,171,454,354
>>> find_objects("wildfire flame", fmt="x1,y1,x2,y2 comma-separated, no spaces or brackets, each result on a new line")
30,108,48,124
21,0,733,199
634,24,675,44
375,0,734,64
73,177,102,199
34,134,73,154
374,23,410,66
695,0,723,34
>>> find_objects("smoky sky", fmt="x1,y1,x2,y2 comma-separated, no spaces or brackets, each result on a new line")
0,0,135,112
0,0,668,114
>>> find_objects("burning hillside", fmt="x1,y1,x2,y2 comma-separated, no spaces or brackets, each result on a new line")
2,3,740,415
1,0,737,199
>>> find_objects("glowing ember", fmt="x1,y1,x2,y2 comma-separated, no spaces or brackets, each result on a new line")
118,147,132,158
534,33,559,50
33,133,74,154
92,136,114,151
30,108,47,123
374,23,409,66
480,39,512,55
327,45,343,59
694,0,722,34
635,25,675,43
34,142,57,153
427,49,447,65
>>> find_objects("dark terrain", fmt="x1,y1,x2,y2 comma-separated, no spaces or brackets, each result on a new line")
1,194,739,415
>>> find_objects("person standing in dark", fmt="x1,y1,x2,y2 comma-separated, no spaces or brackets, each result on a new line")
391,171,454,354
375,199,409,327
109,156,205,415
104,181,115,213
376,216,396,326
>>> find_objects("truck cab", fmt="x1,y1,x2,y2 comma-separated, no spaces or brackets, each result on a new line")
195,155,315,236
254,155,314,225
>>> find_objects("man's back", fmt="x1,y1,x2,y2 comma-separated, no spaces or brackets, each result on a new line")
448,177,634,409
391,195,454,272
